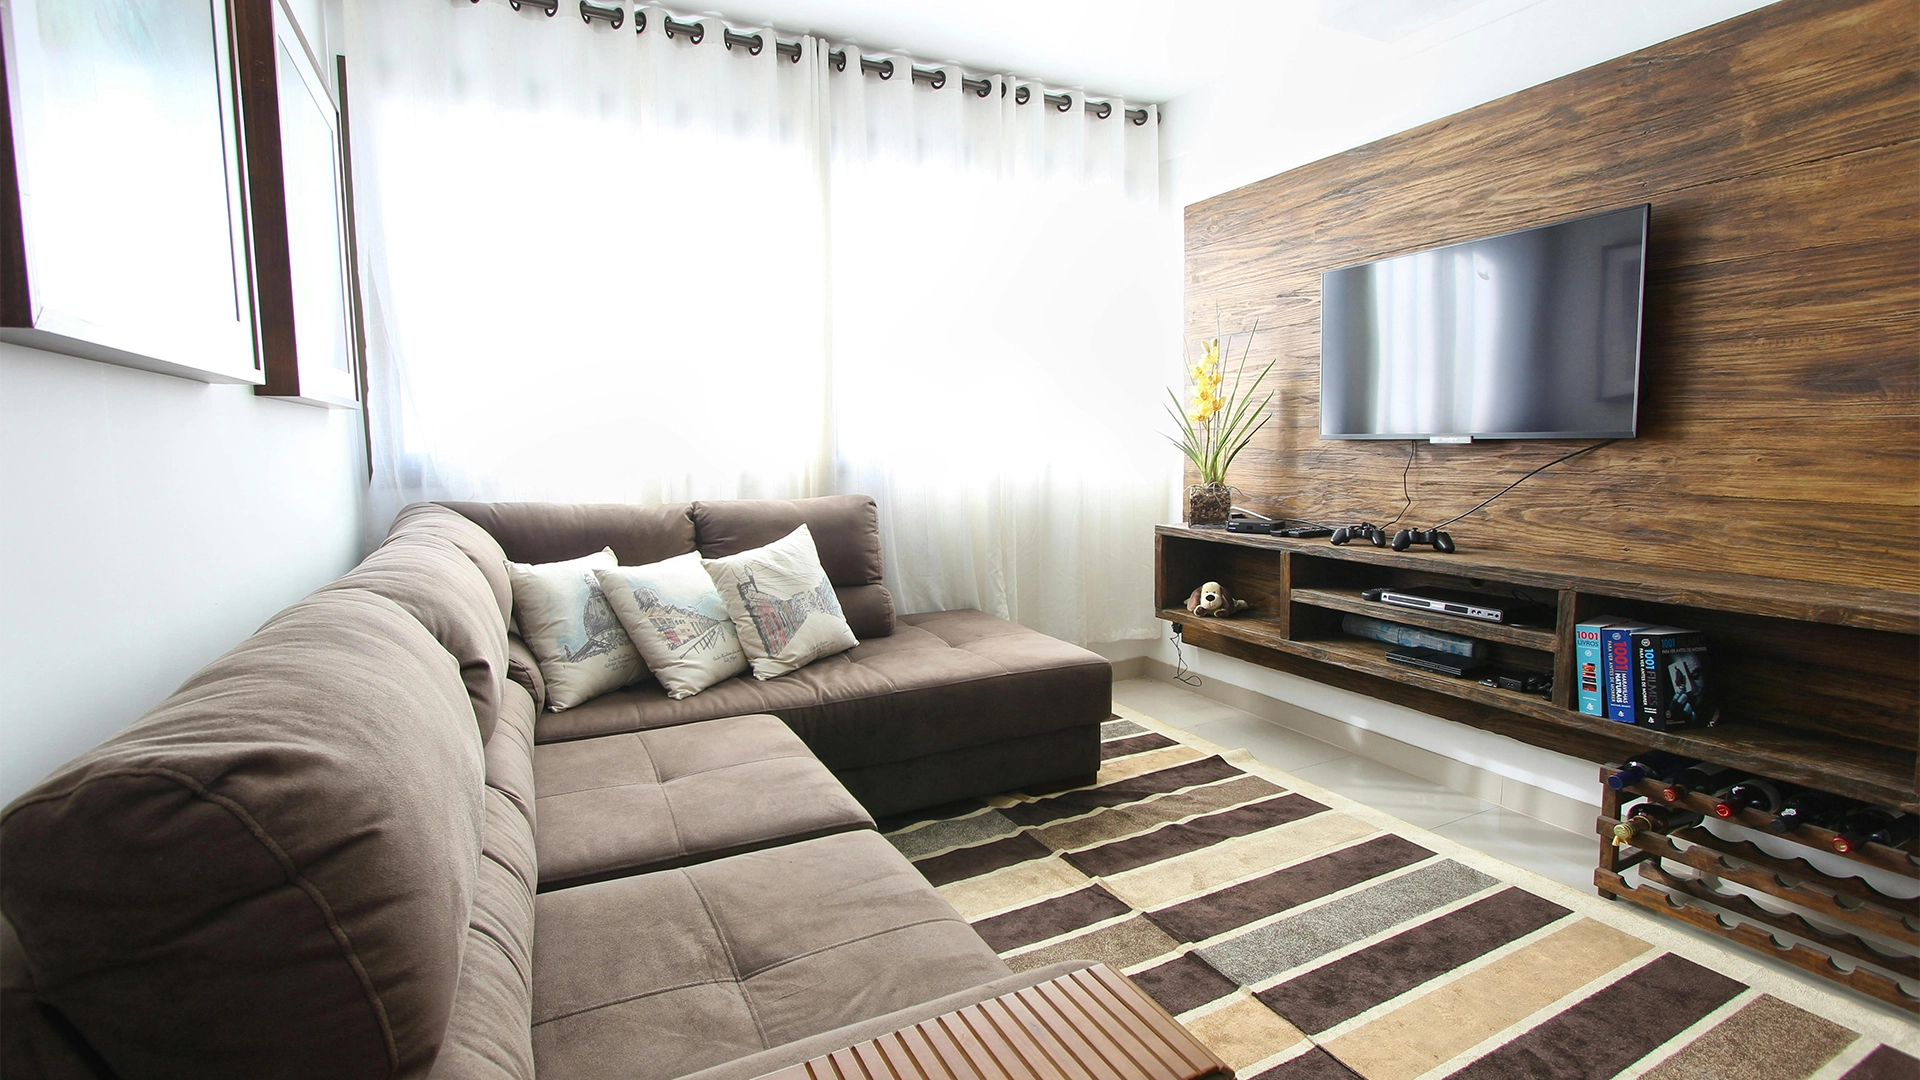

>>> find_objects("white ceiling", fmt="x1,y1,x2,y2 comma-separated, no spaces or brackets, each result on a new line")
681,0,1543,103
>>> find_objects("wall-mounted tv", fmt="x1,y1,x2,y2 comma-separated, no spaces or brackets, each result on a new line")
1319,203,1648,441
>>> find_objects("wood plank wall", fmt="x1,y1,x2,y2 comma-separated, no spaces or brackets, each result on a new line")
1184,0,1918,591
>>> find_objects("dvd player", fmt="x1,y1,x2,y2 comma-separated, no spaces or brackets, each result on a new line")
1377,588,1517,624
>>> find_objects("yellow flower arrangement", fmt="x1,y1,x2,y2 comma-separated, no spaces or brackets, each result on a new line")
1166,331,1275,489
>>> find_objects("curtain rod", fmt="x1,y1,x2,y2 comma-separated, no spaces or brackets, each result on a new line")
482,0,1154,125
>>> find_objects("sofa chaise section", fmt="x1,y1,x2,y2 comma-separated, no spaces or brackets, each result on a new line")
529,830,1013,1080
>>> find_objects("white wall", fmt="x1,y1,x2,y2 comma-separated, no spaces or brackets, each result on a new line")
1161,0,1780,207
0,344,368,801
1150,0,1781,806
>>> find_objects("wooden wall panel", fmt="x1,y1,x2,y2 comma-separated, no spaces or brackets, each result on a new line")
1184,0,1919,591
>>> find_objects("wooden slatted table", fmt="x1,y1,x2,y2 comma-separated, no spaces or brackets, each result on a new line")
756,964,1232,1080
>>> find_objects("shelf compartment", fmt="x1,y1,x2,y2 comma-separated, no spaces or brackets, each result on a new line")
1291,587,1560,652
1159,607,1920,811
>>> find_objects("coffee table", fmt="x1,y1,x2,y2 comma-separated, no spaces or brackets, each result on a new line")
754,963,1232,1080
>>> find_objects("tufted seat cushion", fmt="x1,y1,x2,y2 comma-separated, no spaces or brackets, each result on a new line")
530,830,1010,1080
532,715,872,891
531,610,1109,814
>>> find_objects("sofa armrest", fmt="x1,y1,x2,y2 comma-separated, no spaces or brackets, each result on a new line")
669,961,1097,1080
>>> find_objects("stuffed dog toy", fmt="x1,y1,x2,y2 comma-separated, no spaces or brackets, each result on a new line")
1185,581,1248,618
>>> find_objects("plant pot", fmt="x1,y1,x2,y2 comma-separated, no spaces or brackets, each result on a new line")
1186,483,1231,527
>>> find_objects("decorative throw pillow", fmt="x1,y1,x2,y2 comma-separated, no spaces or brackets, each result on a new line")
595,554,748,699
703,524,859,679
507,548,647,710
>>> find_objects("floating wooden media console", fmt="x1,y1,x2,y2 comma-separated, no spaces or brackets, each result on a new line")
1154,526,1920,813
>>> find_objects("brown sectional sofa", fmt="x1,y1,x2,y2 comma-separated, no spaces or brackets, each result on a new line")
1,495,1112,1080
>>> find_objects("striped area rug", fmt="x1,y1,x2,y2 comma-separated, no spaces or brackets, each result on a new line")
879,706,1920,1080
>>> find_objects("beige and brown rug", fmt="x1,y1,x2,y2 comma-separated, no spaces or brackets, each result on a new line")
878,706,1920,1080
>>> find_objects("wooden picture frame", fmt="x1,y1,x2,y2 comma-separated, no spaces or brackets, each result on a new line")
233,0,361,407
0,0,262,383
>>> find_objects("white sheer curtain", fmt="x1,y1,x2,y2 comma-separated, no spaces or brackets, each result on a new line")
347,2,1178,644
349,1,832,523
826,55,1177,644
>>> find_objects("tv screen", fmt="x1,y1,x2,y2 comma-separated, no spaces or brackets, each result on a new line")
1319,204,1648,440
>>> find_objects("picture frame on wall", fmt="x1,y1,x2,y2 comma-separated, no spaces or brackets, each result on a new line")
1,0,263,383
234,0,363,408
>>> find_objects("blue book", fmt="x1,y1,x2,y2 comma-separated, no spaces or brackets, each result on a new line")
1601,624,1650,723
1573,620,1617,717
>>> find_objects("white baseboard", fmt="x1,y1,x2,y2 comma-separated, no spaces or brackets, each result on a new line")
1086,639,1154,683
1138,657,1600,837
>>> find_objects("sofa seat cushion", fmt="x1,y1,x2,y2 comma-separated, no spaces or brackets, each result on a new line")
534,610,1112,773
533,715,872,890
530,830,1010,1080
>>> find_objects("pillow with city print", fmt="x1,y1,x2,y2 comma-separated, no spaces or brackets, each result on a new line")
595,553,748,699
507,547,647,710
702,524,858,679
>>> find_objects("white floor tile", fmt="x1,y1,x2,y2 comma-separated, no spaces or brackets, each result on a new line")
1288,754,1493,830
1431,807,1600,893
1182,713,1352,772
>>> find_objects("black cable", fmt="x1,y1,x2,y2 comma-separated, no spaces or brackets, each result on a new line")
1431,440,1618,530
1380,440,1417,529
1170,627,1201,687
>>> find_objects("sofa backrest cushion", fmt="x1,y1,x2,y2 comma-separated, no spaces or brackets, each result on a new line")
693,496,894,638
0,589,486,1080
327,533,511,744
390,502,515,625
441,502,696,568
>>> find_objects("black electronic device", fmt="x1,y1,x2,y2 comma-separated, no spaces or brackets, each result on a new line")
1226,519,1336,538
1391,527,1457,553
1330,523,1387,547
1377,587,1549,625
1360,587,1387,602
1385,646,1491,678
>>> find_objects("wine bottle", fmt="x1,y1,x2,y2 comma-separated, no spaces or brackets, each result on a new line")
1606,751,1697,791
1714,778,1788,819
1661,762,1735,803
1766,791,1849,835
1610,803,1701,848
1832,809,1919,854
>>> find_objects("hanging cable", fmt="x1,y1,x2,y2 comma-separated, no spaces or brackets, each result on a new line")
1380,440,1418,529
1431,440,1619,530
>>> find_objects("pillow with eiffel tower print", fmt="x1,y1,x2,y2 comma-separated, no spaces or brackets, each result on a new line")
703,524,859,679
596,553,748,699
507,547,648,710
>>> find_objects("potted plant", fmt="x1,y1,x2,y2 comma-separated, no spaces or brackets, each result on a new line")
1166,333,1275,527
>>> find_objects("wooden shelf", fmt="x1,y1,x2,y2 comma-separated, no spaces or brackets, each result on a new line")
1157,604,1919,811
1290,587,1560,652
1161,526,1920,635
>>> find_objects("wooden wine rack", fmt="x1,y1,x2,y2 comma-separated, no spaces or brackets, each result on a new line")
1595,767,1920,1012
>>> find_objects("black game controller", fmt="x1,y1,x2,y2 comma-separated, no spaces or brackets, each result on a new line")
1391,528,1456,553
1330,523,1387,547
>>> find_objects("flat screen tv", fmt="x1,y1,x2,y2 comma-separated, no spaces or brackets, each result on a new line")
1319,203,1648,441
